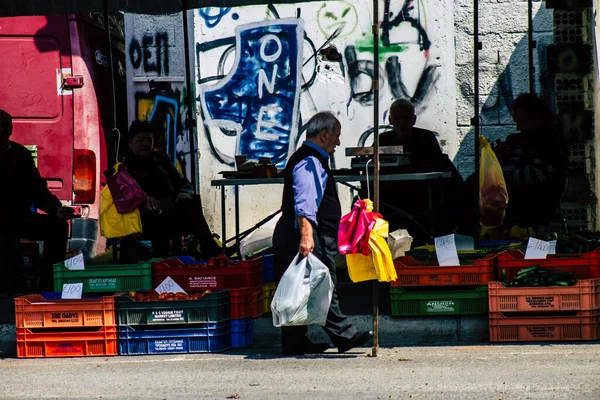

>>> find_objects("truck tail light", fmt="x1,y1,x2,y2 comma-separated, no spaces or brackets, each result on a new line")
74,149,96,204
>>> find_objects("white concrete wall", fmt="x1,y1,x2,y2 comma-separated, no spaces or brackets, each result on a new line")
193,1,457,239
125,13,193,178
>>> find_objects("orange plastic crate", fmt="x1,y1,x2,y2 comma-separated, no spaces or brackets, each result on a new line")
489,310,600,342
16,326,118,358
153,258,263,291
496,249,600,281
488,280,600,313
230,286,264,319
15,294,115,329
391,256,494,287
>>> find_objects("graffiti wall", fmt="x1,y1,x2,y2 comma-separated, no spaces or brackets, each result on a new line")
194,0,458,235
125,13,193,178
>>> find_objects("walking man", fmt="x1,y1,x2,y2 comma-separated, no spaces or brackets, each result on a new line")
273,111,371,356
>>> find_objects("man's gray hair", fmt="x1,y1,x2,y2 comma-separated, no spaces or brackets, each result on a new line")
305,111,339,139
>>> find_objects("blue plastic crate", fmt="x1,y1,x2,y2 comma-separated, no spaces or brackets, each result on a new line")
230,318,253,349
262,254,274,283
118,321,231,355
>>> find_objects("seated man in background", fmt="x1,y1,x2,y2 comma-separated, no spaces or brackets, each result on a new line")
369,99,463,244
0,110,75,292
123,121,222,259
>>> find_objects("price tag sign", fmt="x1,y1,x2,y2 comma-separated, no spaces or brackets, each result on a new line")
155,277,188,295
434,234,460,266
64,253,85,270
525,237,550,259
62,283,83,299
548,240,557,255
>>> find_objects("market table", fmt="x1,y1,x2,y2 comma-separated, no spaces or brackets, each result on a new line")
211,171,452,251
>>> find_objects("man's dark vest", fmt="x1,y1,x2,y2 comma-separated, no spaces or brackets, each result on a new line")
281,144,341,237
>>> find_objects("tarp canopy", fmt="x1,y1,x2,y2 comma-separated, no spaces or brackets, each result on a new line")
0,0,321,17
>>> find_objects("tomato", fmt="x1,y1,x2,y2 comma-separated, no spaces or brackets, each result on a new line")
207,258,216,268
135,293,144,302
158,293,166,300
128,291,137,299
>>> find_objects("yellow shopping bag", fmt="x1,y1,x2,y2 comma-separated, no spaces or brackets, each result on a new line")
99,185,143,239
346,217,397,283
479,136,509,227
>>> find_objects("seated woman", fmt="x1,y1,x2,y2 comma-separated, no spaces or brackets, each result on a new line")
123,121,222,258
456,93,567,237
494,93,567,231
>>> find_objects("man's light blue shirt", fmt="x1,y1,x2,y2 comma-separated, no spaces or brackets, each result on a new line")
292,141,329,227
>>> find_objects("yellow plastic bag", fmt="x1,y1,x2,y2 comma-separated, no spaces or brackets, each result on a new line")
99,185,143,239
479,136,509,227
346,217,397,283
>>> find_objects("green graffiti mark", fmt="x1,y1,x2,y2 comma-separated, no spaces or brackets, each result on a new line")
341,7,351,18
324,11,338,20
355,36,408,61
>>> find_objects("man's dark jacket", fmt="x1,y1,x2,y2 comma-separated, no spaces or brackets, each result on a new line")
0,141,62,228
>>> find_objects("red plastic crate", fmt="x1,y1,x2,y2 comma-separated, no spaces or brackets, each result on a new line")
15,294,115,329
153,257,263,291
230,286,264,319
489,310,600,342
496,249,600,281
391,256,495,287
488,280,600,313
16,326,118,358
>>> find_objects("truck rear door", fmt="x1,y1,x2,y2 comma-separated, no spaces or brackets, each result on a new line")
0,16,74,203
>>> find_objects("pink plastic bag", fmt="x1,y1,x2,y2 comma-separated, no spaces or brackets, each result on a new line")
107,163,148,214
337,199,380,256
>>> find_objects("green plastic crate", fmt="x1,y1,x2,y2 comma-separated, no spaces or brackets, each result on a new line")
390,286,488,316
116,290,230,326
53,261,153,293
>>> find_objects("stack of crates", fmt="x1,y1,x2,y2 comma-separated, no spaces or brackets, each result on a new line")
14,293,117,358
116,290,231,355
489,249,600,342
152,256,264,349
390,255,495,317
261,254,276,315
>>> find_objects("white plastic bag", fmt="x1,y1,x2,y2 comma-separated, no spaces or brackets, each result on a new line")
240,214,280,258
271,253,333,327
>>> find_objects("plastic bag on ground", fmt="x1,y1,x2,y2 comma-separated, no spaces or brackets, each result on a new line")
271,253,333,327
240,214,280,258
479,136,509,227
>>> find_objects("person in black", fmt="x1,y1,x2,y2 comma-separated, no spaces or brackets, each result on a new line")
0,109,75,292
494,93,567,230
123,121,221,258
374,99,462,243
274,111,371,356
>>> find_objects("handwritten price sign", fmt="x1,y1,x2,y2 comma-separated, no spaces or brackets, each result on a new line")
62,283,83,299
525,237,550,259
64,253,85,271
434,234,459,266
155,277,188,295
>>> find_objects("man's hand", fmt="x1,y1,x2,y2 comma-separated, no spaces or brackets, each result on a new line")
176,192,192,202
297,216,314,256
56,206,75,220
146,196,160,211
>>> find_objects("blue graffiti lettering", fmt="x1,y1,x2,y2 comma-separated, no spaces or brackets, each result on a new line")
199,20,304,168
198,7,232,29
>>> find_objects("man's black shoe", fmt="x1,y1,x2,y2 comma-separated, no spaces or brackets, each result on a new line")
281,341,330,356
337,331,372,353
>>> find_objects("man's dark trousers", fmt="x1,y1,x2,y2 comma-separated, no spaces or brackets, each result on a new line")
273,217,356,350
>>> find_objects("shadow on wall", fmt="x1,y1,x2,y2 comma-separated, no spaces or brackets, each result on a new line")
453,7,555,179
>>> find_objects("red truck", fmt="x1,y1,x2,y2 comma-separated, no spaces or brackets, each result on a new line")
0,14,127,257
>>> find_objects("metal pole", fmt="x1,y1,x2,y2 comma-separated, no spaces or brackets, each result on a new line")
371,0,380,358
527,0,535,93
182,1,199,194
473,0,481,246
103,0,117,165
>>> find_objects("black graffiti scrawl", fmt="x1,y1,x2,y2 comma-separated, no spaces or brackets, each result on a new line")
130,32,170,76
